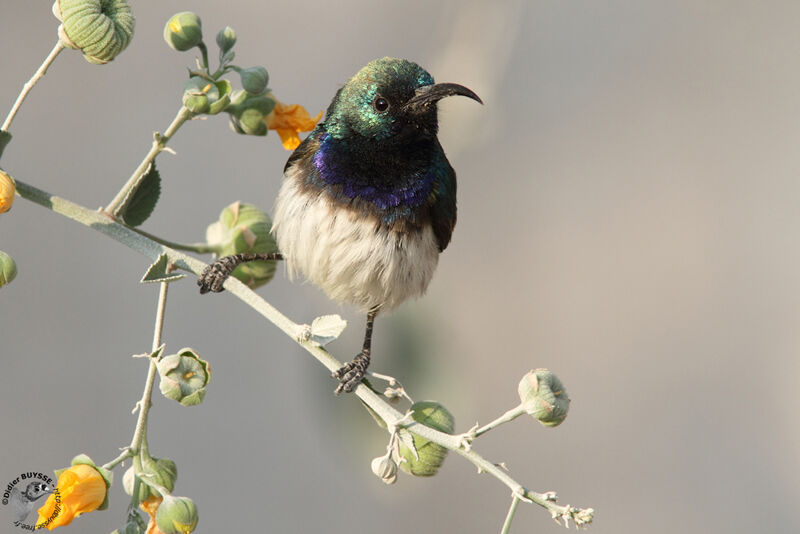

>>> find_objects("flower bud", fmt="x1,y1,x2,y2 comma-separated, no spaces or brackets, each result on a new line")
157,348,211,406
518,369,570,427
123,457,177,502
216,26,236,54
155,495,198,534
0,251,17,288
229,109,267,136
397,401,454,477
370,455,397,485
182,78,230,115
54,0,135,64
240,66,269,94
227,94,276,136
0,169,15,213
182,77,215,114
205,202,279,288
164,12,202,52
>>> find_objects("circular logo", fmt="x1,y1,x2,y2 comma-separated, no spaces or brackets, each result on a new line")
2,472,61,530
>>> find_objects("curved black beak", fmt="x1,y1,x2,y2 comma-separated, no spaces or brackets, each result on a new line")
405,82,483,114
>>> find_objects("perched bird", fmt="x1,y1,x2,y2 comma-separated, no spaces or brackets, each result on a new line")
199,57,481,394
8,481,53,523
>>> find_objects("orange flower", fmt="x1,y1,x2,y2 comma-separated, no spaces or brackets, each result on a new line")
0,169,14,213
265,96,322,150
140,495,166,534
36,464,107,529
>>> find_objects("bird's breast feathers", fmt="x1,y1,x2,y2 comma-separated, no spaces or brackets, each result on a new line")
272,167,440,312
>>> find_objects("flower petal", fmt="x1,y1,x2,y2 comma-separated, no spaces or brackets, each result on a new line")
264,96,322,151
36,464,107,529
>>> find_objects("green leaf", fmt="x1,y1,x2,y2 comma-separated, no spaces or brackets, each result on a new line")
397,428,419,460
141,254,185,283
0,129,11,159
208,93,231,115
215,79,233,98
120,163,161,227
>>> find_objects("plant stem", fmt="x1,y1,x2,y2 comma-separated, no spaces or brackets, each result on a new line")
2,41,65,132
474,404,526,438
102,448,134,471
14,178,593,527
129,282,169,458
104,106,195,216
131,226,218,254
501,495,521,534
197,42,210,72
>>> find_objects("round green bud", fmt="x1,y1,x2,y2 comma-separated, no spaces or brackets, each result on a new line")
240,66,269,94
397,401,454,477
0,251,17,288
155,495,198,534
205,202,279,288
229,109,267,136
164,11,202,52
123,456,178,502
182,76,219,114
216,26,236,54
157,348,211,407
54,0,135,64
518,369,570,427
226,94,276,136
182,94,209,114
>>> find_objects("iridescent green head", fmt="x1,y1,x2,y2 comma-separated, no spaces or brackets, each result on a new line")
324,57,482,142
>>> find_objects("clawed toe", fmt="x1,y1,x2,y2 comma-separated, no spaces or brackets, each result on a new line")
197,263,231,294
333,351,371,395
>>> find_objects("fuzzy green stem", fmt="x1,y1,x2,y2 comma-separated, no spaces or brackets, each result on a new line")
197,42,210,72
102,448,134,471
501,495,521,534
14,178,593,526
131,226,219,254
474,404,527,438
2,41,65,133
129,282,169,459
105,106,195,215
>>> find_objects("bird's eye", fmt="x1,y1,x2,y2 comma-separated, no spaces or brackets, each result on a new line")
373,96,389,112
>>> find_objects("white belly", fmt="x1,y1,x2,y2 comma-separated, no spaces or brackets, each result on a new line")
272,174,440,312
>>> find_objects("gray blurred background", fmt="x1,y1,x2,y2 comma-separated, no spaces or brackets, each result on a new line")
2,1,799,532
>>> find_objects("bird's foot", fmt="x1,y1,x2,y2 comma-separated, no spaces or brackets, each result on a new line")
197,256,239,294
333,350,371,395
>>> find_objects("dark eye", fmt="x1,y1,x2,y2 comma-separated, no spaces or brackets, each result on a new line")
373,96,389,112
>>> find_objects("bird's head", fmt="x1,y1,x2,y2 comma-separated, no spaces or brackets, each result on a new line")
324,57,482,144
23,481,53,501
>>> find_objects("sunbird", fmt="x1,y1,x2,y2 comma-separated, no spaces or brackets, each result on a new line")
199,57,481,394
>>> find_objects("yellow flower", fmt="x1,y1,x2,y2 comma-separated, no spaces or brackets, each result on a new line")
0,169,15,213
264,96,322,150
36,464,107,530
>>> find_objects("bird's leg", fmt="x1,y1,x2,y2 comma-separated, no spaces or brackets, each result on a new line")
333,308,379,395
197,253,283,294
